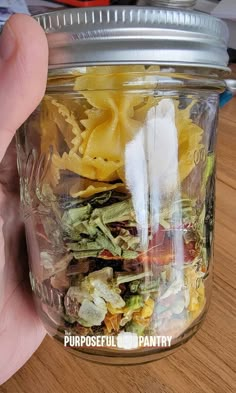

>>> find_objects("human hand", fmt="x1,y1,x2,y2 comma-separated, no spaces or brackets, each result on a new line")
0,14,48,385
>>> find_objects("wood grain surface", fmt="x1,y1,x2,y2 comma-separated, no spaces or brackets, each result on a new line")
1,68,236,393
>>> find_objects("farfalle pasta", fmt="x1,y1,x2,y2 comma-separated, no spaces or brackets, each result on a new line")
70,180,125,198
41,66,203,189
79,92,142,162
40,97,82,154
176,104,204,182
52,152,123,181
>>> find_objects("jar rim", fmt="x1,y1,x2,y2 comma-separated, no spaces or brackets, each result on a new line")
46,65,227,94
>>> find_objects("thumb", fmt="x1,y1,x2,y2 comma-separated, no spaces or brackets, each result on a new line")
0,14,48,162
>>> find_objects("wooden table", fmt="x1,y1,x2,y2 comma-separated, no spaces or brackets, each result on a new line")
1,69,236,393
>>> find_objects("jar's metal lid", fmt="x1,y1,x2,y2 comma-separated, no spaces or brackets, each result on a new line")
35,6,229,71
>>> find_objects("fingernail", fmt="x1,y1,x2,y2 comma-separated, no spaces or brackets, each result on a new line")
0,22,16,61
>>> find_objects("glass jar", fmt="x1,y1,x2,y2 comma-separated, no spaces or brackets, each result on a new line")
16,7,229,364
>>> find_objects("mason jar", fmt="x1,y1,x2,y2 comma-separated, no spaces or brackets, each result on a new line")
16,6,229,364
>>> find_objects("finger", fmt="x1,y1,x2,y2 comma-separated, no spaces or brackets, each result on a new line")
0,282,46,385
0,140,19,193
0,14,48,162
